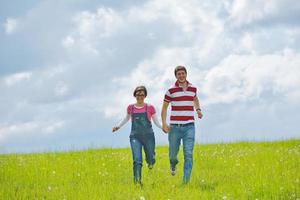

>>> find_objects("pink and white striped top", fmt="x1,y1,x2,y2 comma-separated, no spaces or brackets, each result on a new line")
164,81,197,124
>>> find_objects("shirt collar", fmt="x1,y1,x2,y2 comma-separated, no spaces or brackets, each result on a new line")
175,80,190,87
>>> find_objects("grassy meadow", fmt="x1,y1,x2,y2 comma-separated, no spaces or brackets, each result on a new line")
1,139,299,199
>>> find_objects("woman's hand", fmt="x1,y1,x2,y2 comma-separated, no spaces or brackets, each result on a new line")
112,126,120,132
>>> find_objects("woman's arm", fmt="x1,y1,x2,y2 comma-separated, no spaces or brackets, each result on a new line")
152,114,162,130
112,113,130,132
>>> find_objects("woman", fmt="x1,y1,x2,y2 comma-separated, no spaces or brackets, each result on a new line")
112,86,162,185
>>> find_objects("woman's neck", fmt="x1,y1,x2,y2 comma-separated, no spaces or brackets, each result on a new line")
135,102,145,107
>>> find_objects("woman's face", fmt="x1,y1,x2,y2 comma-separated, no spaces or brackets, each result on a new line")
135,91,145,103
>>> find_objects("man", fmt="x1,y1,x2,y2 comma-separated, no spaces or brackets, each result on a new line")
161,66,203,183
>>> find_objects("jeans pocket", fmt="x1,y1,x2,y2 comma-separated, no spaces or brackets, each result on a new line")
169,124,174,132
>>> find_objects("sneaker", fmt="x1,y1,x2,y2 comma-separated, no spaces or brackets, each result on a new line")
134,181,143,188
148,164,153,170
134,179,143,186
170,165,176,176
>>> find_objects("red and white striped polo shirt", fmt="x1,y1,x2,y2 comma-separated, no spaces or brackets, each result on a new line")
164,80,197,124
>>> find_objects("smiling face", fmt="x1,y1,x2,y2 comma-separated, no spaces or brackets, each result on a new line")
175,69,187,84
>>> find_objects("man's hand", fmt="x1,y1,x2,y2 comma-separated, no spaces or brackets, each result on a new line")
112,126,119,133
162,123,170,133
197,110,203,119
161,101,170,134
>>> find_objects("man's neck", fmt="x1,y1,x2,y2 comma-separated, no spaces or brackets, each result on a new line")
178,81,188,88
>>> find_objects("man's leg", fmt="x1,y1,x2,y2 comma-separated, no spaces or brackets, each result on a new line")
182,124,195,183
130,137,143,184
168,125,181,175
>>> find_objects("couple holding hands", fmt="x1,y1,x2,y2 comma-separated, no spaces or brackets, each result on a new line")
112,66,203,185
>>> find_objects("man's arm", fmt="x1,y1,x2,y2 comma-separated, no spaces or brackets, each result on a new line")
194,96,203,119
161,101,170,133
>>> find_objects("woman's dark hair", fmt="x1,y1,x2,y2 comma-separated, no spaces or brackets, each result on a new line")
174,65,187,76
133,86,147,97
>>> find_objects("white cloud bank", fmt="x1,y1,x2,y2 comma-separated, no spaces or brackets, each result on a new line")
0,120,65,144
202,49,300,105
3,72,32,87
1,0,299,152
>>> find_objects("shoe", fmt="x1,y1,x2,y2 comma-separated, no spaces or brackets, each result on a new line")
134,179,143,187
182,179,189,184
148,164,153,170
170,165,176,176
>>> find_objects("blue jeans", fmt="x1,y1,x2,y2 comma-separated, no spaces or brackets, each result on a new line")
130,133,155,183
168,123,195,183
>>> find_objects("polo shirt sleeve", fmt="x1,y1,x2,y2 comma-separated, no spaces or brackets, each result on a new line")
164,90,172,103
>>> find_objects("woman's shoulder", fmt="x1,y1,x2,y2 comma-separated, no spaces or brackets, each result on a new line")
146,103,156,111
127,104,135,112
127,104,133,108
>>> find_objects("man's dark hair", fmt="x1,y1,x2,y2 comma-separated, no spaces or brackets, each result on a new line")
133,86,147,97
174,65,187,76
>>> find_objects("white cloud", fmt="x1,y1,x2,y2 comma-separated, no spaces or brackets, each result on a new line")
64,0,224,60
3,72,32,87
126,0,226,67
3,17,18,34
74,8,122,46
105,47,300,119
128,0,223,34
60,7,124,55
0,120,65,143
55,81,69,96
239,32,255,54
228,0,300,26
44,65,67,78
104,46,199,118
62,36,75,48
0,122,38,139
43,121,65,133
201,49,300,105
1,0,300,152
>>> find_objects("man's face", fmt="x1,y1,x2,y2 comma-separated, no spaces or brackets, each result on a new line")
175,70,187,83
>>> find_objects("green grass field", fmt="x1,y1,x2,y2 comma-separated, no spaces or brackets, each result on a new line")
1,139,299,199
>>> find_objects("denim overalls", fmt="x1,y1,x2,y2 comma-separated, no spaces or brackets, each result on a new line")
129,104,156,183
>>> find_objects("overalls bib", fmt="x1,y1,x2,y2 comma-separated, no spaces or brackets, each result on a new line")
130,104,154,139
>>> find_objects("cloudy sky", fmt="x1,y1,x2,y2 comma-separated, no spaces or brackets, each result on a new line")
1,0,300,153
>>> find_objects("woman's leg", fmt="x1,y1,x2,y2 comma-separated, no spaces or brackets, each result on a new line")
143,133,156,168
130,137,143,184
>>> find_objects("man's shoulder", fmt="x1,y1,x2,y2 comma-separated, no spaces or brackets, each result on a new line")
166,83,177,90
187,82,197,92
167,84,179,93
187,82,197,88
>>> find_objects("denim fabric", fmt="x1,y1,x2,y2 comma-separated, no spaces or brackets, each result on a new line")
168,123,195,183
129,105,155,183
